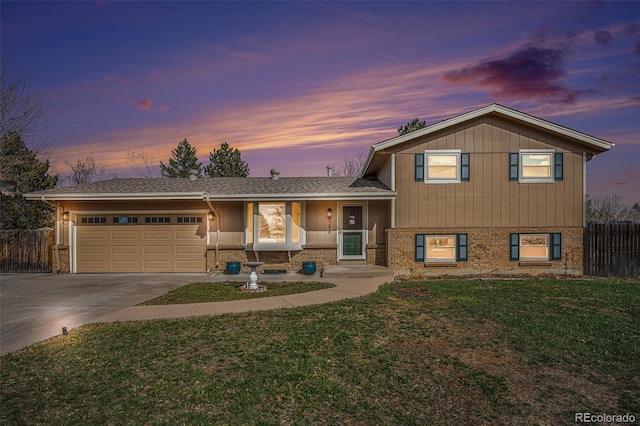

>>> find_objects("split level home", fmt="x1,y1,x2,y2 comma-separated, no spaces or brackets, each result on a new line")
26,104,613,275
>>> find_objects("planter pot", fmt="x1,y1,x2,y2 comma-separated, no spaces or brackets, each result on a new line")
301,261,317,275
225,261,241,275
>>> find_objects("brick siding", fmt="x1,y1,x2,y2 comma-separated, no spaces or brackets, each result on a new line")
386,227,583,276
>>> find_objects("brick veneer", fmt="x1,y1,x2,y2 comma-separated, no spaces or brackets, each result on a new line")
207,244,340,272
386,227,584,276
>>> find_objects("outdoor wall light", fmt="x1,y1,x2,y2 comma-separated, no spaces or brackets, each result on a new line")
62,212,69,222
208,211,215,221
327,208,332,219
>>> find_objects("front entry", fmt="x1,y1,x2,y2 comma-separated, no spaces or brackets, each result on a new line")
340,205,365,259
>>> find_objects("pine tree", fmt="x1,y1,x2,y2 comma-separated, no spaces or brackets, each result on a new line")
0,131,58,229
205,142,249,177
398,118,427,135
160,138,202,178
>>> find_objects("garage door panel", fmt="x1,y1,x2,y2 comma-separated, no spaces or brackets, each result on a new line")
79,230,108,241
143,230,172,240
77,220,205,272
175,228,201,239
111,245,140,255
79,260,109,271
175,260,206,270
111,230,141,240
144,245,172,255
143,260,174,271
111,260,142,270
78,245,109,255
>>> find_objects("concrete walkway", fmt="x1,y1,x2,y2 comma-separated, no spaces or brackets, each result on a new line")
97,273,394,322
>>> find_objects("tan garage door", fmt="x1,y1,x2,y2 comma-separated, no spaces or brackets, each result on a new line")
76,215,206,272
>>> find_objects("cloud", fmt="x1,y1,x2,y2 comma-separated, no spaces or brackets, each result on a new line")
442,45,588,104
136,100,152,110
594,30,613,46
634,41,640,58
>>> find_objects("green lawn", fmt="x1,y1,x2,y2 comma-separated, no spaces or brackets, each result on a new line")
140,281,335,305
1,278,638,425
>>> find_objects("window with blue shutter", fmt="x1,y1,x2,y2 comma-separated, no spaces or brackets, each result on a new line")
510,233,520,260
461,153,470,181
415,234,425,262
457,234,468,261
551,233,562,260
509,153,519,181
554,153,564,181
415,153,424,182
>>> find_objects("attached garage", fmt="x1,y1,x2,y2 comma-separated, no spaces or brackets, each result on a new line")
75,214,206,272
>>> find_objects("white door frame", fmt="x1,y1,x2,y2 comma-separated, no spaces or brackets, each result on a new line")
337,202,367,260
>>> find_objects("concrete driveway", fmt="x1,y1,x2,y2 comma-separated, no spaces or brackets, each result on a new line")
0,273,205,355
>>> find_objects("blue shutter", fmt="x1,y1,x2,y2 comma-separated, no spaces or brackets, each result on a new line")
554,153,564,181
457,234,468,261
510,233,519,261
551,233,562,260
415,234,425,262
509,153,519,181
461,153,470,181
415,153,424,182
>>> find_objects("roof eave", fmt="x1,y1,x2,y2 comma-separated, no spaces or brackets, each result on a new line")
25,193,206,201
204,192,396,201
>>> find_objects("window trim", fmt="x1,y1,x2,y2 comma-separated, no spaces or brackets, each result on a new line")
424,149,462,184
510,233,562,261
518,149,555,183
245,201,305,250
415,233,468,262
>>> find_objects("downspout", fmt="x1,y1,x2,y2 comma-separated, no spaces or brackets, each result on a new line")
205,197,220,269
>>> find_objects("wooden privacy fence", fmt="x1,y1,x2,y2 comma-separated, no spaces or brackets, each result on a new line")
0,229,53,273
584,223,640,278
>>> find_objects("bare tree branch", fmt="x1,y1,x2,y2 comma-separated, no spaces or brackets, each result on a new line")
0,65,53,189
586,194,638,223
63,155,114,186
126,149,159,178
331,150,367,177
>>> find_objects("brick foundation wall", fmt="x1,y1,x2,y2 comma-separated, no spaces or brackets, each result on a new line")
207,244,339,273
386,227,583,276
366,243,386,266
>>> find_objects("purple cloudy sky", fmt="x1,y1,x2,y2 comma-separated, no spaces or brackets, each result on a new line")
2,1,638,202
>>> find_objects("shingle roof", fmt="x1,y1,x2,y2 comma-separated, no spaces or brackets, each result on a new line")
25,177,394,201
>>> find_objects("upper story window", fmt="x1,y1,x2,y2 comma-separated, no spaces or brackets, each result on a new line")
415,150,470,184
246,202,304,249
510,150,564,183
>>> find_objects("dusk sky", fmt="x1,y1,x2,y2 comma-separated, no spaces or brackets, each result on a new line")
2,1,639,202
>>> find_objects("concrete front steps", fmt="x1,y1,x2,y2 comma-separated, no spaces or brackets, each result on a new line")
321,264,393,279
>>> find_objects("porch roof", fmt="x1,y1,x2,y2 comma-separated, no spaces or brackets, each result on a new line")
25,177,395,201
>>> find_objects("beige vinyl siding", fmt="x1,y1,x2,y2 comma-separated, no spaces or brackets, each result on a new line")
208,202,245,245
367,200,390,244
393,116,584,228
304,201,337,246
